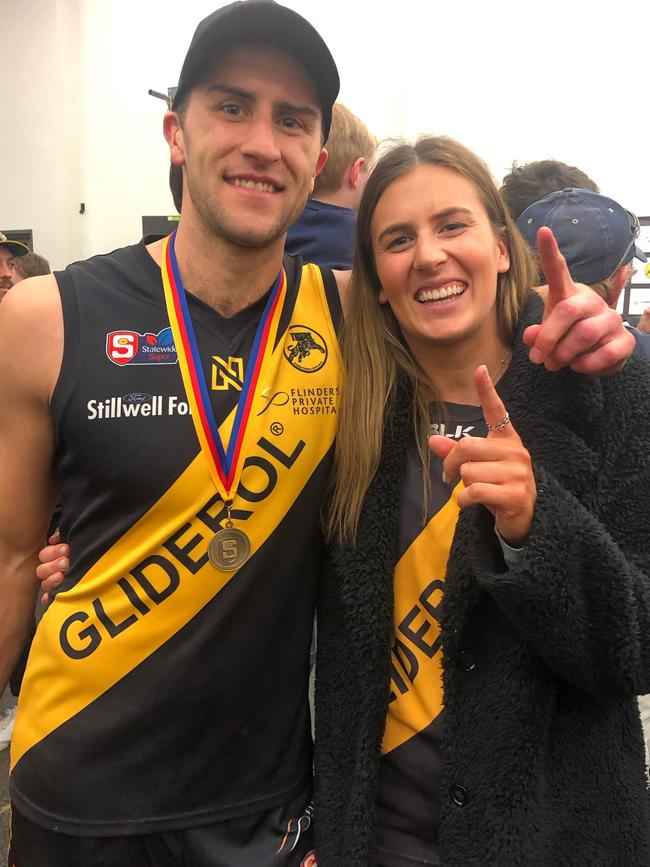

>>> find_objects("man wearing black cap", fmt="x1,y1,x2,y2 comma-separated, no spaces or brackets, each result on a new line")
0,232,30,301
1,4,339,864
0,3,638,865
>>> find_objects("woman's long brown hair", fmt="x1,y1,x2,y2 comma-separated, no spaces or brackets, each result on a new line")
326,136,536,544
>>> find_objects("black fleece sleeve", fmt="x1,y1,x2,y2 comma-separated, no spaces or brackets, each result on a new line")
474,376,650,696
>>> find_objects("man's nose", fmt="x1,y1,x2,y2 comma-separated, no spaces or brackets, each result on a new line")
241,115,281,164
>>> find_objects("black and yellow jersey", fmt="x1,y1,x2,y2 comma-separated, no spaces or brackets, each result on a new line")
10,240,342,835
375,404,487,867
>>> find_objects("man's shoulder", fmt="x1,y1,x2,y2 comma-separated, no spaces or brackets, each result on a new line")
64,240,153,282
0,274,61,323
0,274,63,400
59,241,162,311
624,323,650,362
296,258,347,301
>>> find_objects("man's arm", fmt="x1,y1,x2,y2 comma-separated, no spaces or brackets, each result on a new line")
332,269,351,314
0,276,62,691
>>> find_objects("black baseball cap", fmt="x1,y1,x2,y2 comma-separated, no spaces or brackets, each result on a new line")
173,0,340,140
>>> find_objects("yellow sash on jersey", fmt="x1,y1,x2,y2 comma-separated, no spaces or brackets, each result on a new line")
11,263,341,769
382,481,462,755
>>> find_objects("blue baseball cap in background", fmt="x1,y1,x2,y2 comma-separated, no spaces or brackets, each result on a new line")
517,188,647,284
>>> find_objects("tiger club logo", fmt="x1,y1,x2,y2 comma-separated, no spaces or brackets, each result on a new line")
301,851,318,867
284,325,327,373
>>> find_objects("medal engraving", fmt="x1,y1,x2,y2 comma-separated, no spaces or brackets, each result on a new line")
208,528,251,571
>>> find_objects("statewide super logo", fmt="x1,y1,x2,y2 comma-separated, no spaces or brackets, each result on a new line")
284,324,327,372
106,327,178,366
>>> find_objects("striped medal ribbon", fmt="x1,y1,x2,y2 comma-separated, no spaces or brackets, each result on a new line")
160,231,286,570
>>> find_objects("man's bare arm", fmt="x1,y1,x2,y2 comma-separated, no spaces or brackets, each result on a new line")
0,276,62,691
332,269,352,315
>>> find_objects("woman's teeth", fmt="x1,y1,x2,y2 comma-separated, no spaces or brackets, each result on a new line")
417,283,465,302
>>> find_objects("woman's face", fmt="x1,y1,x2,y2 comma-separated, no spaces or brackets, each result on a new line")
370,164,510,360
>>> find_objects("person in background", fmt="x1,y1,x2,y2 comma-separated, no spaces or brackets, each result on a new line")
285,103,377,269
14,252,51,281
517,188,650,361
499,160,650,360
314,136,650,866
0,232,30,301
499,158,599,221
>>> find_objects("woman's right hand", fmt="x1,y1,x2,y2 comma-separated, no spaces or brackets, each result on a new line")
37,528,69,604
428,366,537,548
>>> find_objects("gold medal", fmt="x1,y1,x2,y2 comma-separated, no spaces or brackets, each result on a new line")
208,526,251,571
161,233,287,576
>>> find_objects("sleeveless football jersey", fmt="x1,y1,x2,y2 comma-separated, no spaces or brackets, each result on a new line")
375,403,488,867
10,240,342,835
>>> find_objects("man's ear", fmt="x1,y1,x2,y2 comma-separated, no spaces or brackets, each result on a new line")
163,112,186,167
309,147,328,195
348,156,365,189
608,265,630,309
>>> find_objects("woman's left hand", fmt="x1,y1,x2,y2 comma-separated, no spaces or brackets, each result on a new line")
523,227,634,375
428,366,537,547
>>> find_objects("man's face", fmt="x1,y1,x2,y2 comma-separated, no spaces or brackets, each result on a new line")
0,247,17,301
166,44,328,248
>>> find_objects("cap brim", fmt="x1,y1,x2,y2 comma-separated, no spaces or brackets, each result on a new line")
632,243,648,264
0,240,30,257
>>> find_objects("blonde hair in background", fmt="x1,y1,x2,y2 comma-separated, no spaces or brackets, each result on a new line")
313,103,377,197
327,136,537,544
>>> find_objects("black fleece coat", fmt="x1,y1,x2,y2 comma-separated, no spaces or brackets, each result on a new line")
314,295,650,867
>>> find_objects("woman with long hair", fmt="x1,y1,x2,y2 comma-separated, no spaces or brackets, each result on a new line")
315,136,650,866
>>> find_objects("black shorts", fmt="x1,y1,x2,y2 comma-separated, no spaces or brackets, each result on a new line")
9,792,316,867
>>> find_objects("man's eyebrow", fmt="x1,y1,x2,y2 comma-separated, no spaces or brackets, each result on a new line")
205,83,254,100
377,207,474,243
203,84,319,121
275,101,320,121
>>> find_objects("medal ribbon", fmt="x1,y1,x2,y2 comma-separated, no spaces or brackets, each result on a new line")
160,231,286,502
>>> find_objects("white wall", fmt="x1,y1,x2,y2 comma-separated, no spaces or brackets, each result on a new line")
3,0,648,268
1,0,84,269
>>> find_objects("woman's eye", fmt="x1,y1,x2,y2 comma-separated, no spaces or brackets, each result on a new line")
386,235,411,249
440,222,466,234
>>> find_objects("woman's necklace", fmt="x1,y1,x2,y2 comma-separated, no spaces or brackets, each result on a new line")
491,351,512,386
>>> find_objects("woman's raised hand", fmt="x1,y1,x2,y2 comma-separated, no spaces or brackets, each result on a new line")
523,226,634,374
428,366,537,547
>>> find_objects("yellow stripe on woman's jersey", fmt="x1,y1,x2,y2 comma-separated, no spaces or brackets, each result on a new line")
382,481,462,755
